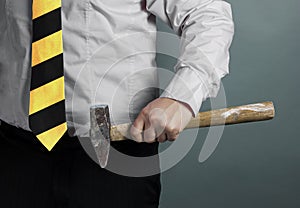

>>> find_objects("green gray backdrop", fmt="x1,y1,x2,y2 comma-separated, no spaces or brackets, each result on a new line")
157,0,300,207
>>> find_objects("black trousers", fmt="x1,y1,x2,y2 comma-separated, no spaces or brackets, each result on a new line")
0,121,161,208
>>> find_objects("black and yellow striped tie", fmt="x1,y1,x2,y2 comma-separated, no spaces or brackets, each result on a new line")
29,0,67,151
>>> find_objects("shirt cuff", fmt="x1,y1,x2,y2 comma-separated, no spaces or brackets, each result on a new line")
159,66,208,117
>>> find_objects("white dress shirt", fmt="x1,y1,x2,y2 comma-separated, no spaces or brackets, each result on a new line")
0,0,234,137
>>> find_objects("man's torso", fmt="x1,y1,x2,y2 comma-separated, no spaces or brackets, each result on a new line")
0,0,160,136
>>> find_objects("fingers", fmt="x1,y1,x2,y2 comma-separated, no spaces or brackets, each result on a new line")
166,127,179,141
130,112,145,143
157,119,180,143
143,118,156,143
130,118,180,143
130,112,181,143
157,133,167,143
130,108,158,143
130,98,192,143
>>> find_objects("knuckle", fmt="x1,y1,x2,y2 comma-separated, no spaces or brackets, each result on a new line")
158,136,166,143
143,134,155,142
130,126,139,136
141,107,148,116
172,129,180,136
149,114,159,122
168,134,178,141
130,127,142,142
144,137,155,143
166,126,179,135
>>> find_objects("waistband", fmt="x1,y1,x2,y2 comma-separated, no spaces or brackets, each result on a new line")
0,120,81,152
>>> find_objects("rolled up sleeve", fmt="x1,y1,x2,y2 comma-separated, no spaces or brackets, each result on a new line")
146,0,234,116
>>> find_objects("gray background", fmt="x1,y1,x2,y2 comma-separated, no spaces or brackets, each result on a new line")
157,0,300,207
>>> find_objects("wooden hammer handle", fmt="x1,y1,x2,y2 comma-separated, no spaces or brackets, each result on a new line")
110,101,275,141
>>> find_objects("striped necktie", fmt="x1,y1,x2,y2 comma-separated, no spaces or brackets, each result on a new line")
29,0,67,151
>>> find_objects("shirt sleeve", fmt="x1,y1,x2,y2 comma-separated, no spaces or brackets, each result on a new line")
146,0,234,116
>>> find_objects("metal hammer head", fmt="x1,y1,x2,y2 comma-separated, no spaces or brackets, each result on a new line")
90,104,111,168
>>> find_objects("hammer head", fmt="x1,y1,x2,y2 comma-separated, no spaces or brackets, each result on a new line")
90,104,111,168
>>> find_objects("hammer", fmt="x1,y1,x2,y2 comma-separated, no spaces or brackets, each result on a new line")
90,101,275,168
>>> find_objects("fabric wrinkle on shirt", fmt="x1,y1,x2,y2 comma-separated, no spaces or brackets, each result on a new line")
0,0,234,137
